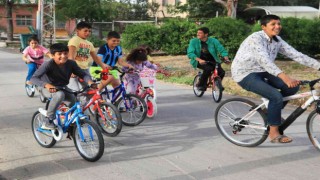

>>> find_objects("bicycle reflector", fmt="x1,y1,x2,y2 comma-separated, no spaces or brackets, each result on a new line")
101,69,109,80
316,101,320,114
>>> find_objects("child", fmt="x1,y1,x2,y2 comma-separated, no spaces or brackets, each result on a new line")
22,35,52,85
123,47,157,94
30,43,95,130
68,21,107,90
89,31,134,91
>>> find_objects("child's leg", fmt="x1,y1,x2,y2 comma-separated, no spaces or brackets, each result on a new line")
26,62,37,82
125,78,137,94
98,74,115,91
47,91,66,119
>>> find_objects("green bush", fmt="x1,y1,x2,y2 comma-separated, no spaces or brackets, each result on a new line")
121,23,161,51
87,35,105,47
204,17,251,58
158,18,198,55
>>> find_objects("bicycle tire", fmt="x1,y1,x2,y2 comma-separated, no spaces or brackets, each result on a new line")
306,110,320,151
212,78,223,103
215,98,268,147
25,84,35,97
146,98,157,118
72,119,104,162
115,94,147,126
193,74,205,97
95,102,122,137
31,111,56,148
149,87,157,101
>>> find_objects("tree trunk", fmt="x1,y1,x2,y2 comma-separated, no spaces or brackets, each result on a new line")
5,0,14,41
214,0,238,18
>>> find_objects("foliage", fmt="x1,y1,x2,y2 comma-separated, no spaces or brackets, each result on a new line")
87,35,105,47
280,17,320,56
121,23,161,51
175,0,225,18
158,18,197,55
204,17,251,58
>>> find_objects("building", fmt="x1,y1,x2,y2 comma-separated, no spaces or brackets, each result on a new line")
242,6,319,24
0,3,75,37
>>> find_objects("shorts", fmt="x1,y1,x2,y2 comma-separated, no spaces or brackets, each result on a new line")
90,66,119,80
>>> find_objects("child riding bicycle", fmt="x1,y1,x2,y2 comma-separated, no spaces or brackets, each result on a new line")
31,43,96,130
187,27,230,91
89,31,134,91
22,35,52,85
122,47,158,94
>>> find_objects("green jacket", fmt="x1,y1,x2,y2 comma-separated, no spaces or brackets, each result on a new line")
187,37,228,69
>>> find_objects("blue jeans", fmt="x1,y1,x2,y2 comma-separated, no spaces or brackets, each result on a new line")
238,72,299,126
26,62,37,81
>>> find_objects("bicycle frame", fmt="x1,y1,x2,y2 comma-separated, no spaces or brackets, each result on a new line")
233,85,320,133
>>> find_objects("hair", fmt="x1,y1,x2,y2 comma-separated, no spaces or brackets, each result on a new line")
107,31,121,39
50,43,69,55
28,35,39,43
260,14,281,26
126,47,147,63
76,21,92,30
139,44,152,55
198,27,209,35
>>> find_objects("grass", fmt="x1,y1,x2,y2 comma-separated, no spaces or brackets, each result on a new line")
152,55,320,106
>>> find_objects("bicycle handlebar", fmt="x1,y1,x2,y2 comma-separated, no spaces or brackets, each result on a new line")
300,78,320,89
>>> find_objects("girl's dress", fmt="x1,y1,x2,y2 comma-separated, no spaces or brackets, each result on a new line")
123,61,157,94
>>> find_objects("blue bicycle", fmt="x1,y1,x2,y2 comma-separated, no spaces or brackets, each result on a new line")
95,66,147,126
31,86,105,162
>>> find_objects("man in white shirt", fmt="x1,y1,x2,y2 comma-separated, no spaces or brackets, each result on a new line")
231,14,320,143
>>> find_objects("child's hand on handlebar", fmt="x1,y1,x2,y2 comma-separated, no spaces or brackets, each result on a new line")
127,64,135,69
45,83,57,93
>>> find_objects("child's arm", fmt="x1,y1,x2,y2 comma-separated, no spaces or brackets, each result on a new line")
91,51,109,69
68,45,77,60
118,57,134,69
145,61,158,70
30,61,52,89
22,47,30,63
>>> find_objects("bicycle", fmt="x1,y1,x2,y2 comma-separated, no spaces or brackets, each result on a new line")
31,86,105,162
82,87,122,137
131,67,157,118
193,61,223,103
214,78,320,150
95,67,147,126
25,63,48,103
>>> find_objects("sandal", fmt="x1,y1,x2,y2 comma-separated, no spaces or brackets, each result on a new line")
270,135,293,143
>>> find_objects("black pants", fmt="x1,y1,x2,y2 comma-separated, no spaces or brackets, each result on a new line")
197,62,225,88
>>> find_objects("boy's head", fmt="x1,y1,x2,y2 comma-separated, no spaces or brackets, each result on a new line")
106,31,120,48
76,21,92,39
50,43,69,65
260,14,281,38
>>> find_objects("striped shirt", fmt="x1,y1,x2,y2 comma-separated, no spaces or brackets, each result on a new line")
92,44,123,67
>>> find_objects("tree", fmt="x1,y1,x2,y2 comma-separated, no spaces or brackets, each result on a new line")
4,0,13,41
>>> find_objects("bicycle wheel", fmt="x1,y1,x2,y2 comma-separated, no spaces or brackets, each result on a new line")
146,98,157,118
25,84,35,97
193,74,205,97
72,119,104,162
31,111,56,148
115,94,147,126
95,102,122,137
149,87,157,101
212,78,223,103
215,98,268,147
306,110,320,151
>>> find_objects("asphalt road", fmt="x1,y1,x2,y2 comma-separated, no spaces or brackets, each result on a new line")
1,49,320,180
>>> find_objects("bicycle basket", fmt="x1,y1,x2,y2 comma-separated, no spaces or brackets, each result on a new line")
139,68,156,87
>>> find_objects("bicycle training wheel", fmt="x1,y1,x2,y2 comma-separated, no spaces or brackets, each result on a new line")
25,84,35,97
212,78,223,103
31,111,56,148
146,98,157,118
115,94,147,126
215,98,268,147
95,102,122,137
193,74,205,97
306,110,320,151
72,119,104,162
